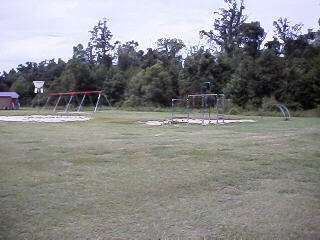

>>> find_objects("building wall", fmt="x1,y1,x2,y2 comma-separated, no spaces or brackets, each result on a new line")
0,97,18,110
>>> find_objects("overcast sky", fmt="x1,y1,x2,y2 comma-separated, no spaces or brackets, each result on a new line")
0,0,319,72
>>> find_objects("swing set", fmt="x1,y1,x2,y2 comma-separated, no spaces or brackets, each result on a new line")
42,90,111,113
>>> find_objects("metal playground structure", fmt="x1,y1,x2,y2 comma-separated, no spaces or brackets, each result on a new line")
171,96,292,124
274,104,291,121
42,90,111,113
171,93,226,125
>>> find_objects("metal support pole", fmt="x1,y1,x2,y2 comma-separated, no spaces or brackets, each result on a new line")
208,96,211,122
94,94,101,113
102,94,112,108
77,94,86,112
42,96,51,110
202,96,205,125
53,96,61,112
216,97,219,124
65,95,73,112
222,95,225,123
36,94,40,111
187,97,190,124
171,99,174,122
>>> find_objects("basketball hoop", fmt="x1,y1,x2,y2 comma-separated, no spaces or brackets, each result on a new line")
33,81,45,93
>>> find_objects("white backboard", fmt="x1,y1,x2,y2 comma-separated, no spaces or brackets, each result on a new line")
33,81,45,93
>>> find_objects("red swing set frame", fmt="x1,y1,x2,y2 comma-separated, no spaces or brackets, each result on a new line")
44,90,110,113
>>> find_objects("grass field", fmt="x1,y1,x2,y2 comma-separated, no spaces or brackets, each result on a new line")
0,110,320,239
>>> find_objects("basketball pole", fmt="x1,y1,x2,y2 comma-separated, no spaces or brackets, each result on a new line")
33,81,45,111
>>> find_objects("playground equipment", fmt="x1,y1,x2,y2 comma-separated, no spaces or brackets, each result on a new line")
274,104,291,121
171,93,226,125
171,81,227,125
171,98,188,121
43,90,111,113
33,81,45,109
187,94,225,124
33,81,45,93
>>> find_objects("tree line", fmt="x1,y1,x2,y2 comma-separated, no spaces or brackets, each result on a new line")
1,0,319,110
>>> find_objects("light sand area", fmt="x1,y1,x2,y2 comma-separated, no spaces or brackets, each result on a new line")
145,118,256,126
0,115,91,123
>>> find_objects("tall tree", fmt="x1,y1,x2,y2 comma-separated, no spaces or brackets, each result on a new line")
125,63,176,107
239,21,266,57
117,40,141,71
179,47,218,96
273,18,303,43
200,0,246,55
156,38,185,61
72,44,87,62
89,18,118,67
54,60,94,92
273,17,303,55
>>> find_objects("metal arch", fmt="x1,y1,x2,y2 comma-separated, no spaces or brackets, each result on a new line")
274,104,291,121
281,104,291,120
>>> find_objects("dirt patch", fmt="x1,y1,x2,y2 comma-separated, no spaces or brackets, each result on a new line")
0,115,91,123
143,118,256,126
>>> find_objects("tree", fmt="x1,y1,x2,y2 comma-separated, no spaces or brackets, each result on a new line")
9,74,33,104
155,38,185,97
85,42,96,65
140,48,159,69
72,44,87,62
200,0,246,55
273,18,302,43
278,46,320,109
89,18,118,67
224,56,257,107
273,17,303,55
125,63,176,107
0,69,18,91
54,59,94,92
117,40,142,71
156,38,185,61
0,75,6,91
103,68,127,104
265,37,282,56
239,21,266,57
179,47,218,96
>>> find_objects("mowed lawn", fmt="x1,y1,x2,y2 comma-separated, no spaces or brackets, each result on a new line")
0,110,319,239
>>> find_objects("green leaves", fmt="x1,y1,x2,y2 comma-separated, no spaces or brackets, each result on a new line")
125,63,176,107
1,13,320,110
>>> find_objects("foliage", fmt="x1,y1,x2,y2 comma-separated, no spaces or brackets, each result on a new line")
89,18,118,67
1,10,319,111
179,48,218,96
200,0,246,55
53,59,94,92
125,63,176,107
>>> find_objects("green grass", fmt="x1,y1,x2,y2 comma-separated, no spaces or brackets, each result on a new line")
0,109,320,239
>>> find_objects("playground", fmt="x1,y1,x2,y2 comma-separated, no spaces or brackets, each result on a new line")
0,109,319,239
0,84,318,239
